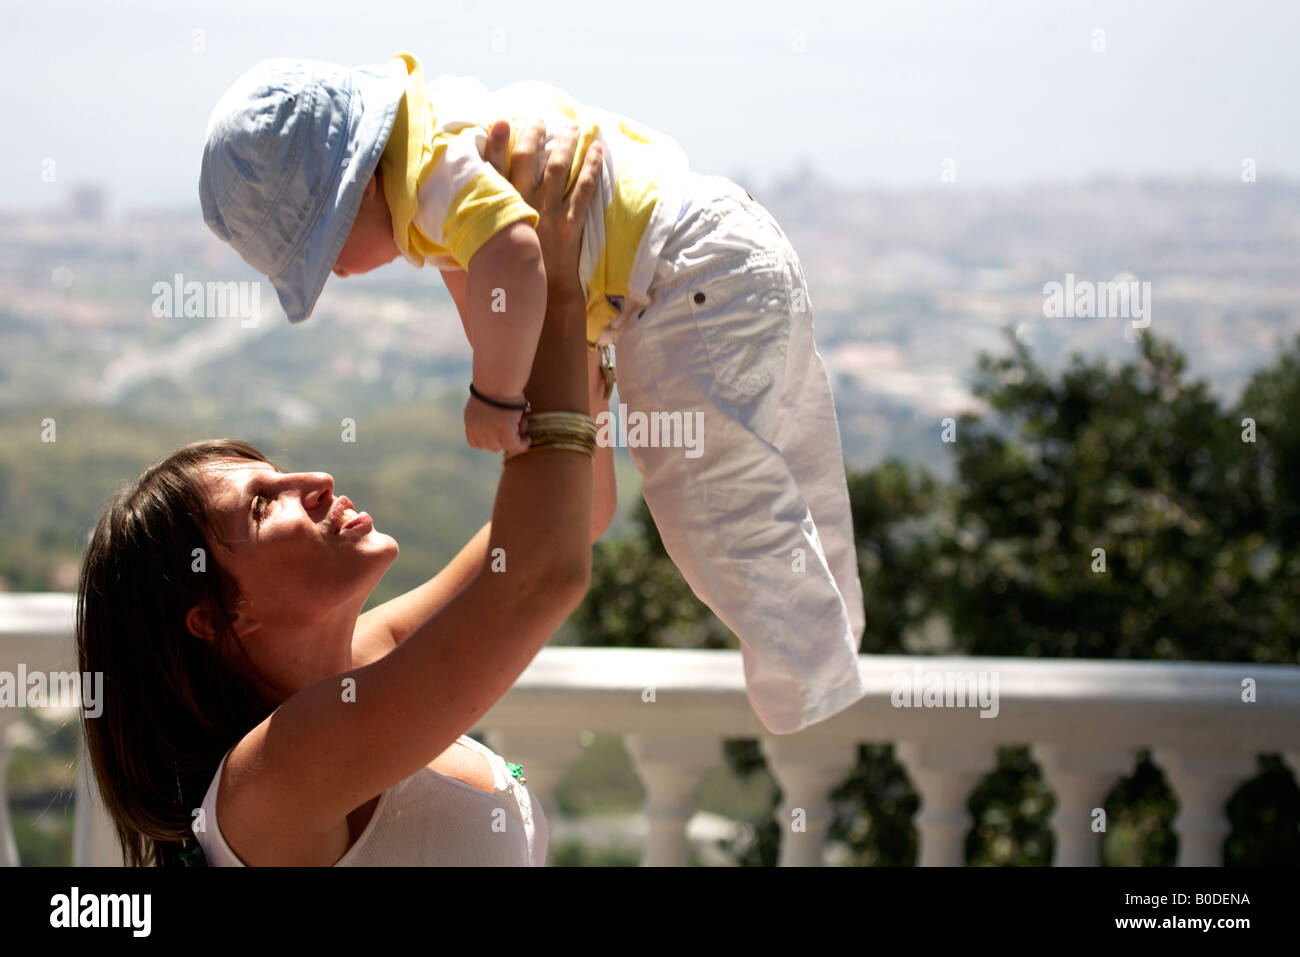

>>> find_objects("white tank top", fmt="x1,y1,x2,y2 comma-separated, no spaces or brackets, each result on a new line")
191,734,548,866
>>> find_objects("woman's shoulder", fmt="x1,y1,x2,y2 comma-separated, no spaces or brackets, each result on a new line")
204,722,358,866
201,728,495,865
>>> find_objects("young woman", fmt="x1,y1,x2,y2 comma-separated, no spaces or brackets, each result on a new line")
76,121,612,866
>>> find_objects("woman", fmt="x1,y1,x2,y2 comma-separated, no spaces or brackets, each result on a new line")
75,120,612,866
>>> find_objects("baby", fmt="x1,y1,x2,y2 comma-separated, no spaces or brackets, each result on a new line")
200,51,867,735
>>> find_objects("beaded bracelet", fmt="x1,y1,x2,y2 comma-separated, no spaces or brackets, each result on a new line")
470,383,531,413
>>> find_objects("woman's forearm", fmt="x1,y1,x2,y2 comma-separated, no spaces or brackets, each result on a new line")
520,285,590,412
483,284,593,587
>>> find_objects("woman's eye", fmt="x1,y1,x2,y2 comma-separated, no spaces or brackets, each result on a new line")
253,493,270,519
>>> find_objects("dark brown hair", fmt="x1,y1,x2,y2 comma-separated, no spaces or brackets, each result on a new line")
75,439,281,867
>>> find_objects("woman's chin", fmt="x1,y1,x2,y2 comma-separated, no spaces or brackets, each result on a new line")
362,530,399,561
344,536,399,595
340,516,397,553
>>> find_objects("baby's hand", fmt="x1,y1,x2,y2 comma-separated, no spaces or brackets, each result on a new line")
464,393,531,453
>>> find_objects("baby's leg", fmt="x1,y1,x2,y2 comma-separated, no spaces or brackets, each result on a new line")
613,190,866,734
755,207,866,644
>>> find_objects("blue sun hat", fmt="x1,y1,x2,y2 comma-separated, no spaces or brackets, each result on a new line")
199,55,409,323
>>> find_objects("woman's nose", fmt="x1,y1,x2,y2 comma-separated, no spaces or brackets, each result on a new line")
299,474,334,508
333,264,348,278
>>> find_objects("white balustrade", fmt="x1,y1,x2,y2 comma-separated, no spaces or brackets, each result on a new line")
2,594,1298,867
624,734,720,866
1033,746,1137,866
1152,749,1261,866
74,733,125,866
0,725,17,867
895,742,998,866
761,734,859,866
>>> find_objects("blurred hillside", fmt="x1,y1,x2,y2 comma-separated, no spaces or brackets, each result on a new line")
0,397,642,615
3,175,1299,597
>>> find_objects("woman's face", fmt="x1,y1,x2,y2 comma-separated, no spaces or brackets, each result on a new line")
196,457,398,633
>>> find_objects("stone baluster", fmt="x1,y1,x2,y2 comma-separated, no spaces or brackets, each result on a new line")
760,735,859,867
1033,745,1135,865
625,734,720,866
0,714,19,866
1152,748,1257,866
895,742,998,866
73,733,123,866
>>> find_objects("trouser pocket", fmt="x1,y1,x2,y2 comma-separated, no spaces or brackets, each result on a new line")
682,251,793,401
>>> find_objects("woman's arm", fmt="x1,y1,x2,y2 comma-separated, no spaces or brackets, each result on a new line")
354,122,617,662
357,371,612,664
355,351,614,661
357,444,610,664
483,118,616,540
223,122,603,860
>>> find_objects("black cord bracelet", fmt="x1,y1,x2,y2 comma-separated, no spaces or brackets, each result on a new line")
469,383,531,413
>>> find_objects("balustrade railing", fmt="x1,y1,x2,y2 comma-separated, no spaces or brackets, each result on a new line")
2,594,1296,866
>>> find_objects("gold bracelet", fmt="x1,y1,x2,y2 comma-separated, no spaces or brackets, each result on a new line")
531,438,597,456
524,415,597,446
502,440,596,465
526,427,597,443
501,410,597,466
517,432,597,456
525,412,598,432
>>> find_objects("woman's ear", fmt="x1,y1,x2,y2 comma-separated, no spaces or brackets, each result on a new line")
185,603,218,643
186,602,259,643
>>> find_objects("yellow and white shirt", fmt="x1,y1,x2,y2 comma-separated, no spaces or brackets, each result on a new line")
378,51,691,348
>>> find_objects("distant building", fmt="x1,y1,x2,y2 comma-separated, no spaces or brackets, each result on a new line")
69,185,106,221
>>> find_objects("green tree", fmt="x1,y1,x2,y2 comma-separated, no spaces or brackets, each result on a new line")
941,328,1291,664
571,498,733,650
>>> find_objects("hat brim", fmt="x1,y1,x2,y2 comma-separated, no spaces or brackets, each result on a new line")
270,60,408,323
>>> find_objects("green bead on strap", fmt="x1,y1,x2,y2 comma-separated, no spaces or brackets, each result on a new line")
179,839,207,867
505,761,526,785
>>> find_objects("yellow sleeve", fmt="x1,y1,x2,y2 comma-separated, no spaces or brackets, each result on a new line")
411,128,539,271
442,164,539,269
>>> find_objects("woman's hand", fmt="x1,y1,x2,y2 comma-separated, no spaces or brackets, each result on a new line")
484,119,617,540
484,119,600,308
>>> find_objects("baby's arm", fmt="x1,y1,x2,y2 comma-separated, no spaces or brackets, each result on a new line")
445,244,614,536
441,267,473,346
461,220,547,451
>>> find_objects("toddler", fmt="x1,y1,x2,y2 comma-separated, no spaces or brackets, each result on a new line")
199,51,866,734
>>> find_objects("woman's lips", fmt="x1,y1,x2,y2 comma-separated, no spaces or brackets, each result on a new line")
340,508,371,532
329,496,369,533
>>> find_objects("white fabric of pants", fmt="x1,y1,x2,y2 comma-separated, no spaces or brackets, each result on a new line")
608,172,867,735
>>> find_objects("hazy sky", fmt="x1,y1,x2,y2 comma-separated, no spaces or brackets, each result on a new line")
4,0,1297,214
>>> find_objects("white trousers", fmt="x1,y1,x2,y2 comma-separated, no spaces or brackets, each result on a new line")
608,173,867,735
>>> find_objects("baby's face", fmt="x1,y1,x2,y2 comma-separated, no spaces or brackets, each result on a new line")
333,171,401,277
